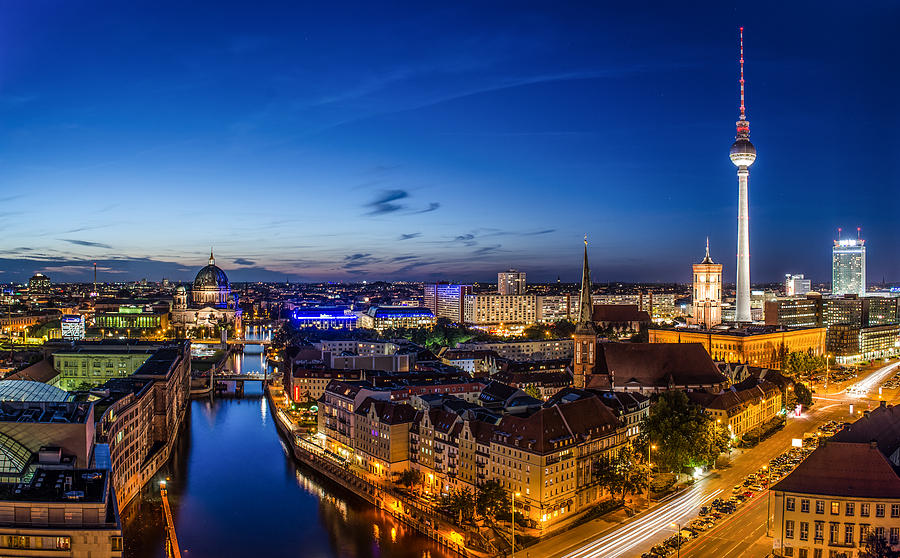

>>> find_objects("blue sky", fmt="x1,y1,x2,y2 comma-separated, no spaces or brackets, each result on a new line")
0,1,897,284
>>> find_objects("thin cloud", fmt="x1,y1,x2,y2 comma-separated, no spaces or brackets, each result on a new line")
413,202,441,214
60,239,112,249
454,234,476,247
365,190,409,215
234,258,256,266
398,233,421,240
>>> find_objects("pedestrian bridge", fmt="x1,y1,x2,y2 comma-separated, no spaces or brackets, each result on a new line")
214,372,278,382
190,338,272,346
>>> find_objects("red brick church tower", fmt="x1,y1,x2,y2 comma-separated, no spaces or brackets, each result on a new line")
572,238,597,388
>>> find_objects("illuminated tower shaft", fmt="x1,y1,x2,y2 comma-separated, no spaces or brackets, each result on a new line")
735,165,751,322
729,27,756,323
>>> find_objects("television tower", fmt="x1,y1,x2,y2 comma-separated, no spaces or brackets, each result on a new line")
729,27,756,323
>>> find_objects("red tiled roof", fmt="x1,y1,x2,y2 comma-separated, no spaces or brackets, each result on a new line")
586,342,727,389
591,304,651,323
771,441,900,499
494,396,620,455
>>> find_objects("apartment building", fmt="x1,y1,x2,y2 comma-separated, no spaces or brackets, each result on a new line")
688,379,782,439
455,339,573,361
772,404,900,557
463,294,537,326
353,398,418,479
95,342,191,509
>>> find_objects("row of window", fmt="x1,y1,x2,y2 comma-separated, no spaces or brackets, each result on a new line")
784,520,898,547
786,497,899,518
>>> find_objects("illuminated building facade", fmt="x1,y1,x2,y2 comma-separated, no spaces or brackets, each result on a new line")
497,270,526,295
832,237,866,297
691,239,723,329
772,404,900,557
27,273,51,294
95,342,191,509
765,296,822,328
60,315,85,341
94,306,169,332
463,294,537,326
785,274,811,296
423,283,472,323
357,306,435,333
649,325,826,369
290,306,357,329
169,251,242,333
52,344,158,391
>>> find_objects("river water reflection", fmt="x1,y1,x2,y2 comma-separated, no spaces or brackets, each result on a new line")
122,329,450,558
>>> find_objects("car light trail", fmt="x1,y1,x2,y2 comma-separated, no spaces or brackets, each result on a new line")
561,486,724,558
846,361,899,395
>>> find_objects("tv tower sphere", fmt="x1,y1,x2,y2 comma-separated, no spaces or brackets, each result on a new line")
730,137,756,167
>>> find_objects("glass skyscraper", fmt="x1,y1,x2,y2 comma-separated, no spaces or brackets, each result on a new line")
832,238,866,297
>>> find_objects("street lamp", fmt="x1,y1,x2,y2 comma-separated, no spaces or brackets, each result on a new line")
670,522,682,558
647,443,656,505
511,491,521,558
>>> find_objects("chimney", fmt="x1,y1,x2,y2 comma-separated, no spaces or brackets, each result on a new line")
880,400,886,408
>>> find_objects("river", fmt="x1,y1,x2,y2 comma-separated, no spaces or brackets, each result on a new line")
121,327,450,558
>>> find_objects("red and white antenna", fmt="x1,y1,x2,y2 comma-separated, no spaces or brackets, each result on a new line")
857,227,861,240
739,27,746,120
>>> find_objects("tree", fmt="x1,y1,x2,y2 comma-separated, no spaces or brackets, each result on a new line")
791,382,814,408
859,533,891,558
475,480,508,520
523,385,543,400
638,391,728,472
440,489,476,525
396,469,422,491
693,421,730,468
593,445,649,502
783,350,826,376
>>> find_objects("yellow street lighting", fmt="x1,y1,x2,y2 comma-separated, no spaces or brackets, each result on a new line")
511,491,521,557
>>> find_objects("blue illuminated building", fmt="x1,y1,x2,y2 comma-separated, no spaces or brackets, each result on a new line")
358,306,436,333
291,306,358,329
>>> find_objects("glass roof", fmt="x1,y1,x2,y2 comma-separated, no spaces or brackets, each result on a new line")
0,380,72,403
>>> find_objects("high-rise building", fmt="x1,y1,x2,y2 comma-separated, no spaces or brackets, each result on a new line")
784,274,811,296
729,28,756,323
463,294,536,326
497,269,526,295
423,283,472,323
832,235,866,297
28,272,51,294
691,239,723,329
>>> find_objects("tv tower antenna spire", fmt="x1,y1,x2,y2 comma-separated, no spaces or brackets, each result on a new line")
739,27,746,121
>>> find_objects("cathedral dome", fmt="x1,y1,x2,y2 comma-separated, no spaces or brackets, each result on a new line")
194,265,229,290
193,251,229,290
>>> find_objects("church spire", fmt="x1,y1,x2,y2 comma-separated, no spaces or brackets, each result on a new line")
578,236,593,324
209,248,215,266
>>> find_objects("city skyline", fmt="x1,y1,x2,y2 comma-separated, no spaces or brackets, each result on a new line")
1,2,897,283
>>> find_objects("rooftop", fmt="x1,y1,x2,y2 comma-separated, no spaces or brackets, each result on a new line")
0,468,108,504
772,441,900,499
0,380,71,403
0,401,91,424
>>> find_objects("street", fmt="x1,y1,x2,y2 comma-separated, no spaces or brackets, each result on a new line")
533,359,900,558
